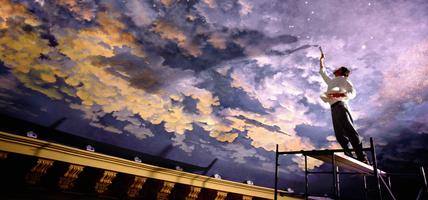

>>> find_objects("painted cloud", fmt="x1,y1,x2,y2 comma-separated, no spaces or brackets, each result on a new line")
0,0,427,189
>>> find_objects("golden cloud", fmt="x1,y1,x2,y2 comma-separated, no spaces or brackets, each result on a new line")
182,87,220,115
209,131,238,142
0,0,40,28
0,15,63,100
162,106,194,135
0,1,319,164
213,107,321,169
14,72,63,100
152,21,202,57
57,0,97,21
152,21,186,43
196,114,240,143
292,155,323,170
208,33,227,49
230,71,257,98
160,0,176,7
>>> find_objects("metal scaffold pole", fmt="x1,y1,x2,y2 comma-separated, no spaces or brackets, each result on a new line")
420,166,428,200
274,137,412,200
332,153,340,199
305,155,308,200
363,176,368,200
370,137,382,200
274,144,278,200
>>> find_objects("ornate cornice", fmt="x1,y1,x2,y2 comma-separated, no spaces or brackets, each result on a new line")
157,181,175,200
0,131,300,200
185,186,202,200
25,158,54,184
0,151,7,159
95,170,117,194
127,176,147,198
59,164,85,190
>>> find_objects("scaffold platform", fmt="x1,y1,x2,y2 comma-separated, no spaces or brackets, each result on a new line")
274,138,399,200
308,152,386,176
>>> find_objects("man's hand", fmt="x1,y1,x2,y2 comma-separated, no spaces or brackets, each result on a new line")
319,47,325,70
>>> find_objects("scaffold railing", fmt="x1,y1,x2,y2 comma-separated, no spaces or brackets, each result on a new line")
274,137,403,200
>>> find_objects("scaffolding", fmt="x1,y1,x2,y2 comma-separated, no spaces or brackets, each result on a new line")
274,137,428,200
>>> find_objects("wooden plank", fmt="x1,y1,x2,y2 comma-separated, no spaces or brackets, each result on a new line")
309,153,386,176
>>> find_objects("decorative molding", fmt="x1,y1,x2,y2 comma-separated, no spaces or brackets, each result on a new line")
95,170,117,194
157,181,175,200
0,131,302,200
243,195,253,200
127,176,147,198
25,158,54,184
214,191,228,200
185,186,202,200
59,164,84,190
0,151,7,159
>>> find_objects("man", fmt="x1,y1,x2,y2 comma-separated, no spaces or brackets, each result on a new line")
318,47,368,163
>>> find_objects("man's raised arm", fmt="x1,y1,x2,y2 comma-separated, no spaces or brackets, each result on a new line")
319,47,331,84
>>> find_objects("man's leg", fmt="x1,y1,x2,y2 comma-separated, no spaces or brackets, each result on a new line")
331,106,353,157
343,109,367,162
334,129,353,157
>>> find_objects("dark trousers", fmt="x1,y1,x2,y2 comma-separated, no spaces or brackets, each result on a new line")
331,101,366,160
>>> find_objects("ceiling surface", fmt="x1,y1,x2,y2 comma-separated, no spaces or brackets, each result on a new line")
1,0,428,196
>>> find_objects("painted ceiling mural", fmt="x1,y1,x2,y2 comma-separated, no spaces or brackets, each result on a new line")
1,0,428,192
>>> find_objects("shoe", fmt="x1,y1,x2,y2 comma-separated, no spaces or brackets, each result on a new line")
359,158,370,165
344,151,354,158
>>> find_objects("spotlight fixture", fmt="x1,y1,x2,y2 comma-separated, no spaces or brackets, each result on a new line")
134,156,142,163
26,131,37,139
213,173,222,179
85,145,95,152
245,180,254,185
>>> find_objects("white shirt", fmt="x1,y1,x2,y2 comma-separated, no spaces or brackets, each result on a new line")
319,68,356,105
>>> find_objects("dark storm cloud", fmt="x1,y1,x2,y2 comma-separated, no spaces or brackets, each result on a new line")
94,52,164,92
161,41,246,71
123,0,300,72
377,130,428,171
78,0,301,74
151,28,298,72
235,115,288,135
197,67,269,114
180,95,199,114
93,50,200,93
24,0,98,28
295,124,332,149
268,44,319,56
228,29,298,56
